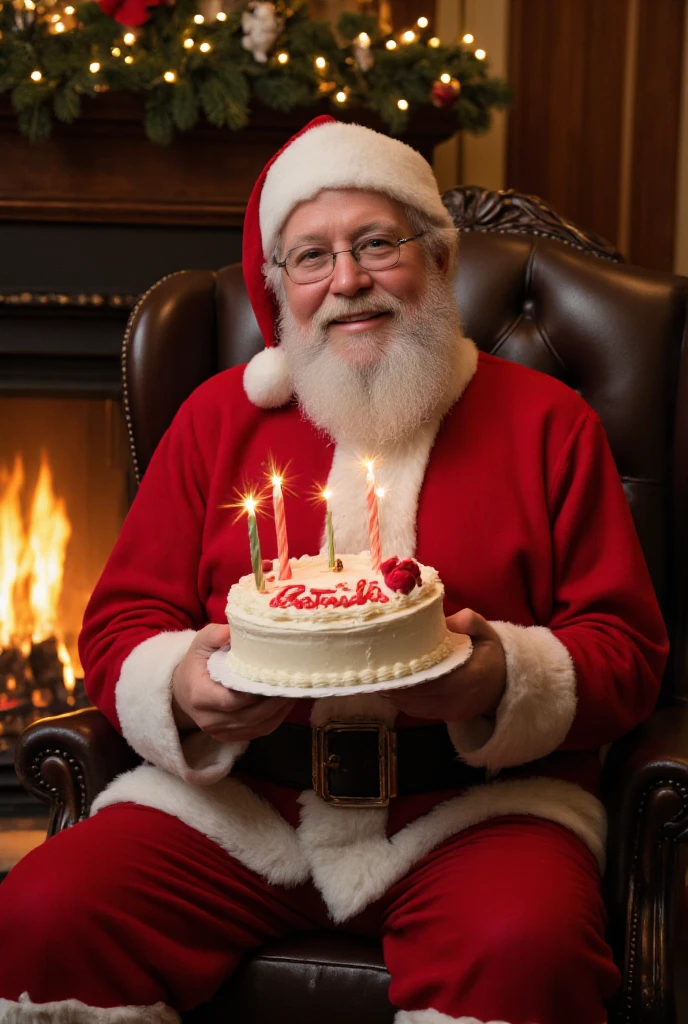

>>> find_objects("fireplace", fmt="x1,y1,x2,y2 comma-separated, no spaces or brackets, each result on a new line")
0,395,130,736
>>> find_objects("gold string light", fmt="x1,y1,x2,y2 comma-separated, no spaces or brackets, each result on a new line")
462,33,474,44
440,72,451,84
199,41,211,52
111,46,121,56
123,31,135,44
397,98,408,110
335,90,347,103
183,37,194,48
277,51,289,63
428,36,440,47
30,69,42,81
385,39,396,50
89,61,100,73
401,30,415,43
64,5,74,13
475,48,486,59
164,70,176,81
193,13,204,23
124,54,133,63
416,16,428,28
216,10,226,19
314,56,326,69
54,20,65,31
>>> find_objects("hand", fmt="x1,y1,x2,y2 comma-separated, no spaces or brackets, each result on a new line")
171,623,295,742
380,609,507,722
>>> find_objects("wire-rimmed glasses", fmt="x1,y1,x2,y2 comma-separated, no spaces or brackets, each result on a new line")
274,232,425,284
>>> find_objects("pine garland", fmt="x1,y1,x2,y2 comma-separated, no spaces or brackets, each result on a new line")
0,0,511,143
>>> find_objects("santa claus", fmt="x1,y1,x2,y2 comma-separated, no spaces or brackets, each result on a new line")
0,117,668,1023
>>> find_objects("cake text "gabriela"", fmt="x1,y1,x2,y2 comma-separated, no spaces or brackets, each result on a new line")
269,579,390,611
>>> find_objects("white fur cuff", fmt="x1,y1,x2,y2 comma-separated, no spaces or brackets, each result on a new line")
0,993,179,1022
395,1011,511,1023
448,623,577,771
115,631,245,784
243,346,293,408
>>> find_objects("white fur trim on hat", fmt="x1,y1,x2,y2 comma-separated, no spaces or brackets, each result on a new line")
447,623,577,772
243,346,293,409
259,121,453,258
0,993,179,1022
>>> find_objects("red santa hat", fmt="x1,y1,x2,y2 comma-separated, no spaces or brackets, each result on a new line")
242,115,455,409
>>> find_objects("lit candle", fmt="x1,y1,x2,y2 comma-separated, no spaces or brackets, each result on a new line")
365,460,382,570
271,475,292,580
244,496,265,591
322,489,336,568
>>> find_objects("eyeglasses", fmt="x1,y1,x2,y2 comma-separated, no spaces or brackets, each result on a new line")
274,232,425,284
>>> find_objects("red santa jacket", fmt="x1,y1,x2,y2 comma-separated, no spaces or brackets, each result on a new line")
81,350,668,922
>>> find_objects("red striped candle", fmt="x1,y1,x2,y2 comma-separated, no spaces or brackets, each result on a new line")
365,462,382,570
271,476,292,580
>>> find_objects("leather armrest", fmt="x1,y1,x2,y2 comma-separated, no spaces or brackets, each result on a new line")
15,706,141,836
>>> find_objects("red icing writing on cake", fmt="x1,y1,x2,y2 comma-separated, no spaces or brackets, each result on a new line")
269,579,390,610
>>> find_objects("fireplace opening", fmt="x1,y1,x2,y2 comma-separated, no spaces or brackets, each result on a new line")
0,396,131,745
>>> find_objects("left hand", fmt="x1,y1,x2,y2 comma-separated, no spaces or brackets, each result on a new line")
380,609,507,722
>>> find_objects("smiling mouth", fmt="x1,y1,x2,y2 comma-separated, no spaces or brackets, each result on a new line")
330,311,388,325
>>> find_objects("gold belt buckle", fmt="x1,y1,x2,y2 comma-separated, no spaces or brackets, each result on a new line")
312,721,398,808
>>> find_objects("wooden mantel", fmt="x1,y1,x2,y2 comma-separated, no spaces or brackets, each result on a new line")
1,96,457,227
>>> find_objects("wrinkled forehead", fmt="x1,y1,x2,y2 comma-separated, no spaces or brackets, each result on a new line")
279,188,413,252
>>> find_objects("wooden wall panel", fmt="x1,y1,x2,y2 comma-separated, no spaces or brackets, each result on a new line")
507,0,685,271
629,0,686,270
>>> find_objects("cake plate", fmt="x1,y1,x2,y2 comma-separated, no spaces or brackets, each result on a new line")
207,630,472,700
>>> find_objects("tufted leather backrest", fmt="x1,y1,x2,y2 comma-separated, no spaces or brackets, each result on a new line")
122,188,688,696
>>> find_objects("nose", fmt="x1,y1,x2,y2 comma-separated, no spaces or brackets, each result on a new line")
329,250,374,297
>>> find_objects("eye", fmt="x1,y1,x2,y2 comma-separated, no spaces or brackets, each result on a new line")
288,246,329,268
356,236,396,255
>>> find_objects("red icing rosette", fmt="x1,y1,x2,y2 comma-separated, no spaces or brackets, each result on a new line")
380,556,423,595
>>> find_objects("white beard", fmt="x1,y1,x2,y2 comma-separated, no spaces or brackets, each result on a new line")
277,267,464,450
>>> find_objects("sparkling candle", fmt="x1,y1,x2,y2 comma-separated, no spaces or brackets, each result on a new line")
244,497,265,591
322,489,336,568
271,475,292,580
365,460,382,570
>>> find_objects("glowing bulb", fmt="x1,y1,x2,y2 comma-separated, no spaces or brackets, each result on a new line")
193,13,204,23
183,37,194,48
428,36,440,47
164,70,176,81
89,61,100,73
335,90,347,103
24,0,35,9
216,9,226,19
111,46,121,55
64,5,74,12
440,72,451,84
51,13,60,22
475,48,486,59
385,39,396,50
124,55,133,63
277,51,289,63
54,20,65,31
416,16,428,28
397,98,408,110
462,32,474,44
315,56,326,69
30,69,42,81
358,31,370,46
123,31,135,44
199,41,211,51
401,30,415,43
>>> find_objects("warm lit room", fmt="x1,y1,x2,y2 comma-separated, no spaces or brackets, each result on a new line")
0,0,687,1021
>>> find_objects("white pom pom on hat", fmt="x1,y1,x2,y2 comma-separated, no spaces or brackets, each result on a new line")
241,114,453,409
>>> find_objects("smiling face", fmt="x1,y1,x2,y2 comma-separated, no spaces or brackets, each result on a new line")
274,188,462,449
278,190,431,370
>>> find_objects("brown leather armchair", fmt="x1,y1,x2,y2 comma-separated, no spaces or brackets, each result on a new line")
16,188,688,1024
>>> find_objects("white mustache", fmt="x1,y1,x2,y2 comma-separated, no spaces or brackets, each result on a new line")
311,293,404,330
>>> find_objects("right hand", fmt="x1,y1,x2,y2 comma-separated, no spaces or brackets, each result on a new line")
171,623,295,743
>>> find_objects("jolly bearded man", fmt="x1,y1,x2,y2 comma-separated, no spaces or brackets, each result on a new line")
0,117,668,1024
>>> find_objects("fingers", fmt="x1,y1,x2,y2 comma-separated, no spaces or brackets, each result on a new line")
202,698,296,741
446,608,498,643
192,622,231,653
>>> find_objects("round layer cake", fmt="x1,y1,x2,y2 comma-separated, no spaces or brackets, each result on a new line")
225,553,454,689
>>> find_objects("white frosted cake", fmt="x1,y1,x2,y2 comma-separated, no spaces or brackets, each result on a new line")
224,553,455,690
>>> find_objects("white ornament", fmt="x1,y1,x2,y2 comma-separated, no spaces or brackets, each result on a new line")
241,2,282,63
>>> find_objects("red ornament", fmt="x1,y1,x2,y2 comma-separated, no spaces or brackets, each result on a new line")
381,556,423,595
430,78,460,109
99,0,165,27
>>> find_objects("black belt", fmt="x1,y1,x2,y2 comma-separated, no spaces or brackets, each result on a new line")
235,721,487,808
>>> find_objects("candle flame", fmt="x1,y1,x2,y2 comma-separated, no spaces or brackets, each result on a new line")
244,496,258,516
322,489,332,501
221,487,267,524
263,457,296,499
271,475,282,488
375,487,385,499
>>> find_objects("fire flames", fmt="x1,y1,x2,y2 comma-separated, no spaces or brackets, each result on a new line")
0,452,78,692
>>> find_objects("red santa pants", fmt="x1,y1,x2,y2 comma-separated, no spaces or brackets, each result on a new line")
0,804,619,1023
